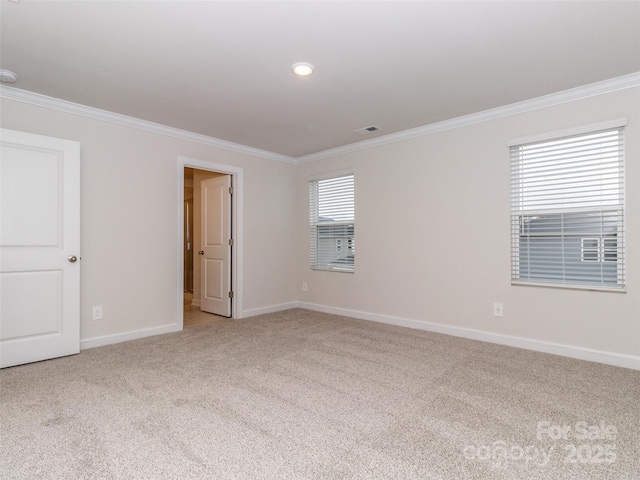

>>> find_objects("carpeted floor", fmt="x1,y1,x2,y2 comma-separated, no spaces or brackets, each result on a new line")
1,308,638,479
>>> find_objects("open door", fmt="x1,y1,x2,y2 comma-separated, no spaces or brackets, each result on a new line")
199,175,232,317
1,129,80,368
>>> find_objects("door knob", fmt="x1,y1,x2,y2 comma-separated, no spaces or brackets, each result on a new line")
68,255,78,263
198,251,204,255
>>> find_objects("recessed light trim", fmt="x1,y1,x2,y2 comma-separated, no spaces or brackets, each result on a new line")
292,62,314,76
0,69,17,83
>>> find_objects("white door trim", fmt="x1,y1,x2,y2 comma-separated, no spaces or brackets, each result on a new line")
177,156,243,327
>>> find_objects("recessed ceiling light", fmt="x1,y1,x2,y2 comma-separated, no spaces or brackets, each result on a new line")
0,69,17,83
292,62,314,77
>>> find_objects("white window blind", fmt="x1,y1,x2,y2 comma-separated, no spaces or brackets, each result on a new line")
510,127,625,290
309,173,354,272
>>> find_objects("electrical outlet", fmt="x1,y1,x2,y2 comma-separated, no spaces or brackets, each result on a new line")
493,303,504,317
302,282,308,292
92,306,103,320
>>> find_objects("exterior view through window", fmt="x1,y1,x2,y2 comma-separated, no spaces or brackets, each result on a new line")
309,173,355,272
510,126,625,290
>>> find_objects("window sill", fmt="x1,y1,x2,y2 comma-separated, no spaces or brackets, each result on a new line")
511,281,626,293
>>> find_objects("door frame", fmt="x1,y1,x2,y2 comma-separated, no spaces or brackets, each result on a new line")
177,156,243,327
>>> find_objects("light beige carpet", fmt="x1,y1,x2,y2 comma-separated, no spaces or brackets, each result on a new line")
1,309,638,479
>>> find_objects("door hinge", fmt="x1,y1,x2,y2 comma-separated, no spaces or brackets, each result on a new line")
229,187,233,195
228,291,234,298
229,238,233,246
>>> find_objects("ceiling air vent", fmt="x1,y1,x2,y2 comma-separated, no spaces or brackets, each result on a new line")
354,125,381,135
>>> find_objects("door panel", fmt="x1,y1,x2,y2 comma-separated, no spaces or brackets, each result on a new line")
0,129,80,368
204,258,224,301
200,175,231,317
1,146,62,247
1,271,62,340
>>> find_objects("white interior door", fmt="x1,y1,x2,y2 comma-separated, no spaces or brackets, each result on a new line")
200,175,231,317
0,129,80,368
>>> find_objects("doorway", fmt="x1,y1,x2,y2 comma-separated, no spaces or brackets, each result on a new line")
177,157,243,329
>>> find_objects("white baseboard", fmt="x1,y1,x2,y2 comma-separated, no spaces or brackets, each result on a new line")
242,301,299,318
297,302,640,371
191,299,201,307
80,300,297,350
80,323,182,350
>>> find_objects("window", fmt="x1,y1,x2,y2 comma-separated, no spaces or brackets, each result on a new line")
581,238,600,262
510,124,625,290
581,237,618,263
309,172,354,272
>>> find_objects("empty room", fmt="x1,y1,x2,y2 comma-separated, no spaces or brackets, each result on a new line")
1,1,638,479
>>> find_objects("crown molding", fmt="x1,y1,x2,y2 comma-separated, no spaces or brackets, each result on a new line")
295,72,640,164
2,72,638,165
0,86,297,164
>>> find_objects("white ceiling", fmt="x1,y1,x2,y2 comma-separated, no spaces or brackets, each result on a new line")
1,1,639,159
